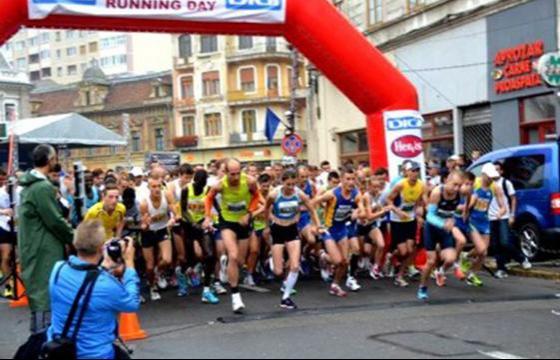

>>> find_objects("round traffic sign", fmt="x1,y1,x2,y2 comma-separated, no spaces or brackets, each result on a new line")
282,133,304,156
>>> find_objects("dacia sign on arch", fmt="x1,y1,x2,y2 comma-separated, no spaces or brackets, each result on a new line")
28,0,287,24
384,110,426,180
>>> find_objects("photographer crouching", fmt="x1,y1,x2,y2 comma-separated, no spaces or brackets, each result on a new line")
46,220,140,359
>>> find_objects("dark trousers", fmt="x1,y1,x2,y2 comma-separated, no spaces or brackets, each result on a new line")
490,219,525,271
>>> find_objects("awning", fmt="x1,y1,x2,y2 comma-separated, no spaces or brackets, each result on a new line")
5,113,127,148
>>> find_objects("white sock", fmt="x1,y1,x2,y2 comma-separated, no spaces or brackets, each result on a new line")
283,271,299,301
203,287,210,293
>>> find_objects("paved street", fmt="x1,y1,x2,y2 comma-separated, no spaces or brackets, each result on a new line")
2,273,559,359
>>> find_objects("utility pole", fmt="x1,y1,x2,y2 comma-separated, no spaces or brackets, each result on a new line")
288,45,299,134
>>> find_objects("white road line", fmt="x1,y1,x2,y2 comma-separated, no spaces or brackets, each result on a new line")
479,351,526,359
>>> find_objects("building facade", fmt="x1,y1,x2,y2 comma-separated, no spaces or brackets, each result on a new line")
314,0,560,168
172,35,308,166
1,29,173,85
30,66,174,170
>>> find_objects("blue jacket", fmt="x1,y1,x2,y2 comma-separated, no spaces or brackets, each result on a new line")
48,256,140,359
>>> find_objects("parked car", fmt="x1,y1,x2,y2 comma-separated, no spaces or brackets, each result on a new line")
468,142,560,260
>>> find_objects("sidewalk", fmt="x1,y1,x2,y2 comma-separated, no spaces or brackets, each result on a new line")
487,260,560,281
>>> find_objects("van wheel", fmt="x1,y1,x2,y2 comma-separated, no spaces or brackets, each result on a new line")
517,222,542,261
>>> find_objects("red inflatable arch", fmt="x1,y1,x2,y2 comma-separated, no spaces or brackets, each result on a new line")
0,0,418,169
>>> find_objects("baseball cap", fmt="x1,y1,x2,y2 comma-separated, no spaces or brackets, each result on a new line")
481,163,500,179
130,167,144,178
448,155,461,162
404,161,421,172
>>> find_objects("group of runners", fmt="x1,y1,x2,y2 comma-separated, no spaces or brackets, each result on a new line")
1,156,524,314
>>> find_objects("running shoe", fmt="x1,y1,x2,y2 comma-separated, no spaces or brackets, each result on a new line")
370,264,384,280
3,286,14,299
232,293,245,314
394,276,409,288
243,274,256,287
300,257,311,277
213,282,228,296
494,270,509,279
460,253,472,273
157,274,168,290
188,269,202,288
466,273,484,287
150,287,162,302
417,286,429,301
220,255,229,284
319,254,332,283
407,266,421,280
176,268,189,297
435,269,447,288
346,276,362,292
522,258,532,270
329,284,348,298
202,289,220,305
454,265,466,281
281,298,298,310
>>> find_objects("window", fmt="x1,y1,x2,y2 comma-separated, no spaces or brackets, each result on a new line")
4,103,17,122
178,34,192,58
55,32,61,42
15,41,25,51
66,47,77,57
66,30,76,40
41,68,51,78
408,0,425,12
155,128,165,151
422,111,454,160
40,33,50,44
520,94,557,145
266,65,280,91
202,71,220,97
368,0,383,25
89,42,98,52
67,65,77,76
503,155,545,190
340,130,369,166
15,58,26,69
100,55,127,67
56,49,61,59
180,76,194,99
200,36,218,54
40,50,50,60
28,54,40,64
100,35,127,50
238,36,253,50
80,45,87,55
28,36,39,47
30,71,41,82
242,110,257,135
239,67,256,92
204,113,222,137
182,116,196,136
266,37,277,52
131,131,142,152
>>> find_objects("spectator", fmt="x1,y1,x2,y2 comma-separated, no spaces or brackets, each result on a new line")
490,161,532,278
427,160,442,189
471,149,482,163
18,144,74,334
48,220,140,359
316,161,332,190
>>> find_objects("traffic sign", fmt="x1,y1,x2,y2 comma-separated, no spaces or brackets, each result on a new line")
281,133,304,156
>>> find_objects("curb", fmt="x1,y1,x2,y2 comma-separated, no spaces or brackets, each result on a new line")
507,267,560,281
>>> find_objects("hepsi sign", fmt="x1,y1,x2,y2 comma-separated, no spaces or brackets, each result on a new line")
384,110,425,180
28,0,287,24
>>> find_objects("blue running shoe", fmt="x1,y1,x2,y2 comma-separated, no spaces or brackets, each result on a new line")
417,286,429,301
176,268,189,297
202,290,220,305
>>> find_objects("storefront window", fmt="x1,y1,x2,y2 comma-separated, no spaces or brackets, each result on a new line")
422,111,454,161
520,93,557,145
340,130,369,166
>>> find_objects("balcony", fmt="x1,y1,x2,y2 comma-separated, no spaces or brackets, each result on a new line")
228,88,308,106
226,42,298,64
229,131,307,146
173,135,199,148
173,56,194,70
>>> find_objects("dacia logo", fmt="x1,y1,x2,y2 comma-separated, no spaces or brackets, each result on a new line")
226,0,283,11
387,117,423,131
32,0,96,5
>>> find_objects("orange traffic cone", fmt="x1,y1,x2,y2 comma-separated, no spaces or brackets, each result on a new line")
9,277,29,308
119,313,147,342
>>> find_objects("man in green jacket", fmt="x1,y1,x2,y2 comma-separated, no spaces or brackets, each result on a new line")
18,144,73,334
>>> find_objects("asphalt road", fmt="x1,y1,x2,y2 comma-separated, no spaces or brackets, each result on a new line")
1,273,559,359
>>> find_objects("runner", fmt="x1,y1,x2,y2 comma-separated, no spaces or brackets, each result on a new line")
140,176,177,302
84,182,126,240
297,166,318,248
358,177,390,280
465,163,506,287
204,158,261,314
0,171,15,298
454,172,476,280
313,166,360,297
386,161,426,288
264,169,321,309
417,172,464,300
167,164,194,297
180,169,220,304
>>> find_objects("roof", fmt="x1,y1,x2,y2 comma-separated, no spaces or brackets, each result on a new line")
0,52,30,86
6,113,126,147
31,71,172,116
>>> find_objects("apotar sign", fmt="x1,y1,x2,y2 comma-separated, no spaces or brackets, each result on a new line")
493,40,544,95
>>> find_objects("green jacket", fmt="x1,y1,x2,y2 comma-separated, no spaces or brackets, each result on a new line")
18,170,73,312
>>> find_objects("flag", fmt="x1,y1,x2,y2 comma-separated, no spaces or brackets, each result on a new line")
265,108,281,142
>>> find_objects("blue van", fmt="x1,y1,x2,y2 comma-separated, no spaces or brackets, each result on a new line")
468,142,560,260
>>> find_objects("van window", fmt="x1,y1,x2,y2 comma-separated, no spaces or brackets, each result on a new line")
503,155,545,190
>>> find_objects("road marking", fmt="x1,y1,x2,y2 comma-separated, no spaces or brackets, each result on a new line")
552,310,560,316
239,284,270,293
480,351,526,359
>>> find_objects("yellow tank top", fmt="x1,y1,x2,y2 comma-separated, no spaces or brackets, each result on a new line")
221,174,252,223
390,179,424,223
186,184,207,224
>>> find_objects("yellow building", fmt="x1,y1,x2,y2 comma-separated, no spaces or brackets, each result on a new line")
172,35,308,167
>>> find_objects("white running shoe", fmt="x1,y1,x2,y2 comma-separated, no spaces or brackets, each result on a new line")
150,287,162,302
220,255,229,284
232,293,245,314
369,265,384,280
243,274,256,287
522,258,532,270
157,274,168,290
346,276,362,292
494,270,509,279
213,282,228,295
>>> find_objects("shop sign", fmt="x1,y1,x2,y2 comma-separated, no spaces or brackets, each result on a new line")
537,52,560,87
384,110,425,180
492,40,544,95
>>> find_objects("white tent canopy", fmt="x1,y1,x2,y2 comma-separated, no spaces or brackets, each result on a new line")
6,113,126,147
